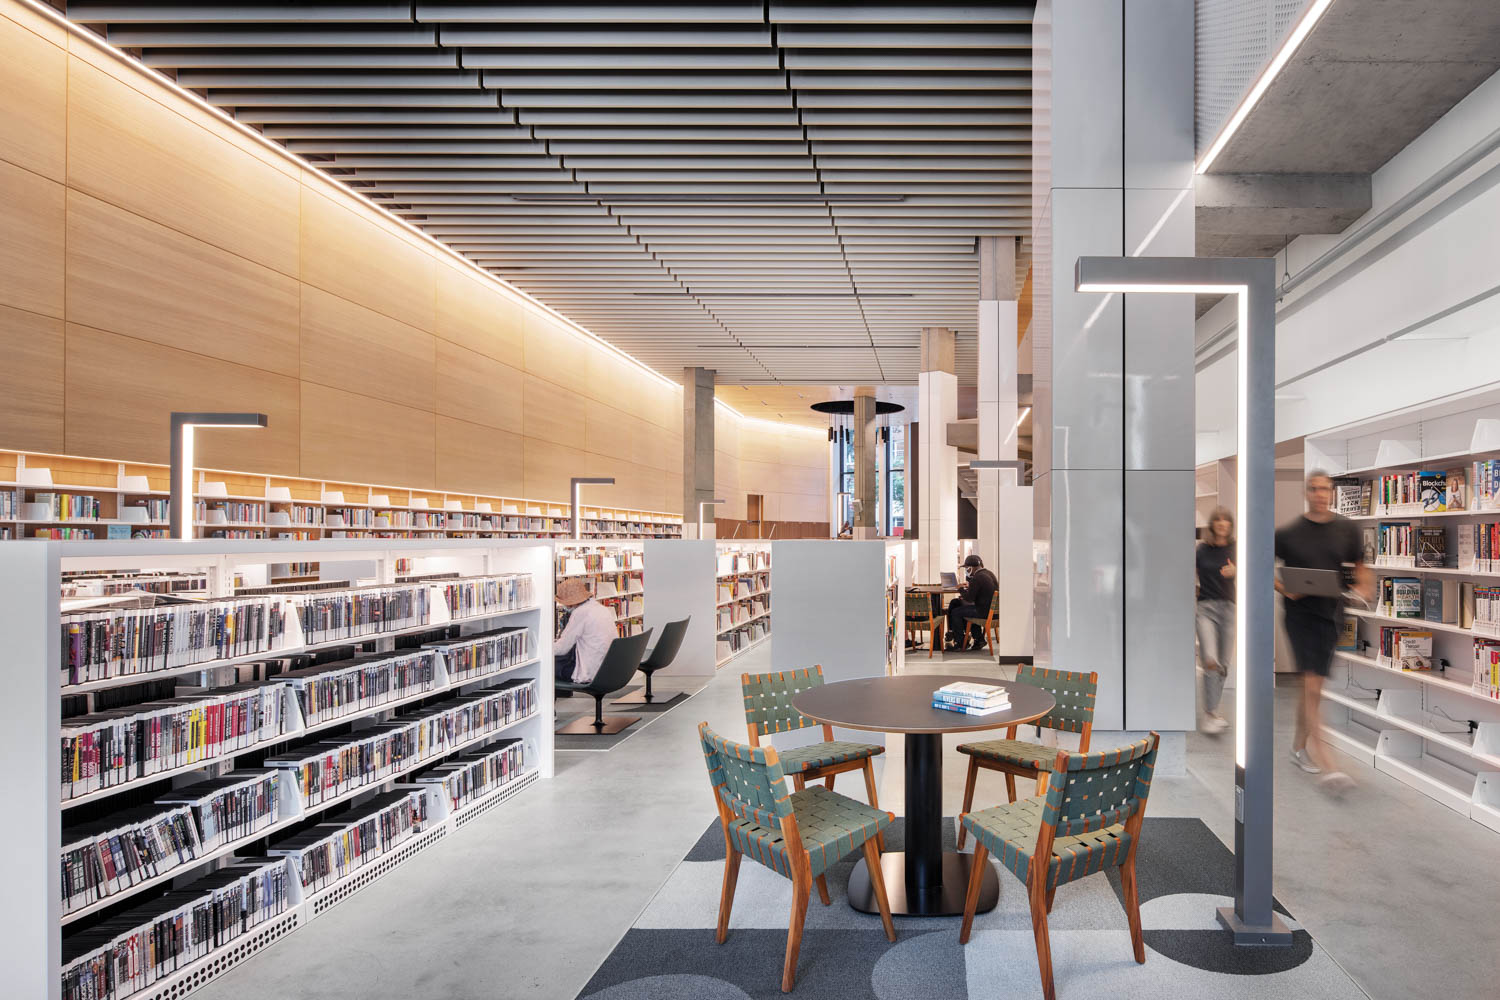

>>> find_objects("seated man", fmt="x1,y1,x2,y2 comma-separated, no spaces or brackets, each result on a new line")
554,577,616,689
946,554,998,651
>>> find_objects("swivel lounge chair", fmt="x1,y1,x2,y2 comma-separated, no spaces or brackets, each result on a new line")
613,616,690,706
555,628,652,735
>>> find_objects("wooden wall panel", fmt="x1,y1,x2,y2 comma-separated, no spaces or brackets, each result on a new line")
0,305,64,453
299,285,435,411
433,261,523,361
434,415,523,497
521,374,587,450
64,323,300,473
0,159,64,318
0,9,66,180
66,60,299,275
583,398,633,462
300,186,435,333
66,191,300,373
521,312,589,395
434,339,523,432
299,382,435,488
521,438,588,502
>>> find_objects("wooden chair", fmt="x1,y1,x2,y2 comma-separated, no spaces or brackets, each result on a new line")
699,722,896,992
904,589,941,657
962,592,1001,654
958,733,1161,1000
741,666,885,850
956,667,1098,848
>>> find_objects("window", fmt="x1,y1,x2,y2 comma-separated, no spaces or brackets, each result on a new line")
888,423,906,532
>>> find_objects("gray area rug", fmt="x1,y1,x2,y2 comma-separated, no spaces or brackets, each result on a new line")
577,817,1369,999
555,681,707,751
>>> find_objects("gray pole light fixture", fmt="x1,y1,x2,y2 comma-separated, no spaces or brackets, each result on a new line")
570,477,616,539
1073,255,1287,947
967,458,1029,483
169,412,268,540
698,497,726,539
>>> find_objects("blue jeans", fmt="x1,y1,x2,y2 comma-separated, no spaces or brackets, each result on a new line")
555,647,578,684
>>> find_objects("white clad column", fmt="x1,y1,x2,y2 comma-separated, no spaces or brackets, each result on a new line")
917,326,959,583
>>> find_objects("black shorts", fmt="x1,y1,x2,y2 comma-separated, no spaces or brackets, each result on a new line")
1284,612,1337,677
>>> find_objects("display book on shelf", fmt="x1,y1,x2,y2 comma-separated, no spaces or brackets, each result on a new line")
0,538,554,1000
1305,387,1500,832
714,543,771,667
0,448,681,543
554,541,646,638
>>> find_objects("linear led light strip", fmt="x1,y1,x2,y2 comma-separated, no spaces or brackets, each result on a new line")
1195,0,1337,174
15,0,820,437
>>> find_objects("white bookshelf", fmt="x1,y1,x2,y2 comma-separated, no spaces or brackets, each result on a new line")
553,540,646,638
1307,386,1500,831
1,538,555,1000
714,542,773,667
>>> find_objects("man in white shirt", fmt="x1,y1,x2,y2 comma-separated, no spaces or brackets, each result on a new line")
554,577,617,686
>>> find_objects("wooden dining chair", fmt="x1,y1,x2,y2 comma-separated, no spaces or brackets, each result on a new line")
904,589,941,657
963,592,1002,654
958,733,1161,1000
956,667,1098,849
699,722,896,992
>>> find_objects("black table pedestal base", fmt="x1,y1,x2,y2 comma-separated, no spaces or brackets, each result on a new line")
847,851,999,917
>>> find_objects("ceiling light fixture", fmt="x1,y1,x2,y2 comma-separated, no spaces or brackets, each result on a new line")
1195,0,1337,174
510,194,907,204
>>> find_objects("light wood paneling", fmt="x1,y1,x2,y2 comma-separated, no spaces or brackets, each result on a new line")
0,10,66,180
584,398,634,463
434,261,523,360
300,186,435,332
522,438,589,502
66,60,299,275
434,415,523,497
0,160,64,318
299,285,435,410
64,323,300,473
66,191,300,373
434,339,523,432
522,374,586,450
522,311,589,395
0,305,64,452
299,382,435,488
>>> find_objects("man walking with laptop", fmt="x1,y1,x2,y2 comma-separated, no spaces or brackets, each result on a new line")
1275,470,1373,791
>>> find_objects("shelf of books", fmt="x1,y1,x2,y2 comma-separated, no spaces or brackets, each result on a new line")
1307,386,1500,832
0,537,555,1000
554,541,646,638
0,449,682,544
714,543,771,667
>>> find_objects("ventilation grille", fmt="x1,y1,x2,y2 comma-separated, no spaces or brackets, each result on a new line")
453,769,540,829
307,823,449,918
140,909,303,1000
1195,0,1310,155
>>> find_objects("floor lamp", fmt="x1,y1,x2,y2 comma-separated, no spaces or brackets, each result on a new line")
169,412,268,540
570,477,616,540
1073,255,1290,947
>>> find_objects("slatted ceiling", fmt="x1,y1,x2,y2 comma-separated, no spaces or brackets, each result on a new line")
69,1,1037,385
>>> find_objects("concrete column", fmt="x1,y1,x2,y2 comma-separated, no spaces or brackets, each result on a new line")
852,386,878,537
978,236,1033,655
917,326,958,583
1032,0,1195,738
682,367,715,539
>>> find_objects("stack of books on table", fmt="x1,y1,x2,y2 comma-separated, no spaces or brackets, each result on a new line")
932,682,1011,716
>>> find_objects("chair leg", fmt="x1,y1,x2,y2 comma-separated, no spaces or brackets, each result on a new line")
1004,771,1017,804
861,760,885,852
958,843,989,944
825,772,835,791
716,848,742,944
862,839,897,942
815,874,831,906
928,624,935,658
782,871,811,993
1029,880,1057,1000
1120,855,1146,964
1045,884,1056,914
986,620,996,654
643,669,654,704
792,773,806,792
592,692,605,730
957,758,979,849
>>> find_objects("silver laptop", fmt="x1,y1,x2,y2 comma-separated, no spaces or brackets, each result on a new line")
939,571,959,588
1279,566,1347,597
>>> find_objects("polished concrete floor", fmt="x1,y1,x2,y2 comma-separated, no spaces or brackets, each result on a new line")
193,645,1500,1000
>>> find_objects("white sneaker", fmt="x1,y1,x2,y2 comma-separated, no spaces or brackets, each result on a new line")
1319,771,1355,794
1290,749,1321,774
1205,713,1229,733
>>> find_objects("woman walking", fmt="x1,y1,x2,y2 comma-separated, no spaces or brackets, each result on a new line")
1196,507,1236,733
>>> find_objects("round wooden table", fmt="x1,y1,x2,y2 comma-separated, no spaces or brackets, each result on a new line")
792,674,1055,917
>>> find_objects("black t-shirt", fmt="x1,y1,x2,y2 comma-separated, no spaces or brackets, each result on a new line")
961,567,998,613
1196,541,1234,602
1274,514,1362,621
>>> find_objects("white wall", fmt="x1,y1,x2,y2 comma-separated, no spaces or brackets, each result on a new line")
1197,65,1500,459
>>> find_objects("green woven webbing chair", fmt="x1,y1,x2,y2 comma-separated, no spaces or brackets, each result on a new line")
957,667,1098,848
904,589,940,658
699,722,896,993
962,591,1002,654
958,733,1161,1000
742,666,886,850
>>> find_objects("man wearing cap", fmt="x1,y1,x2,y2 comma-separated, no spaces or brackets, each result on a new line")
554,577,617,687
946,554,999,652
